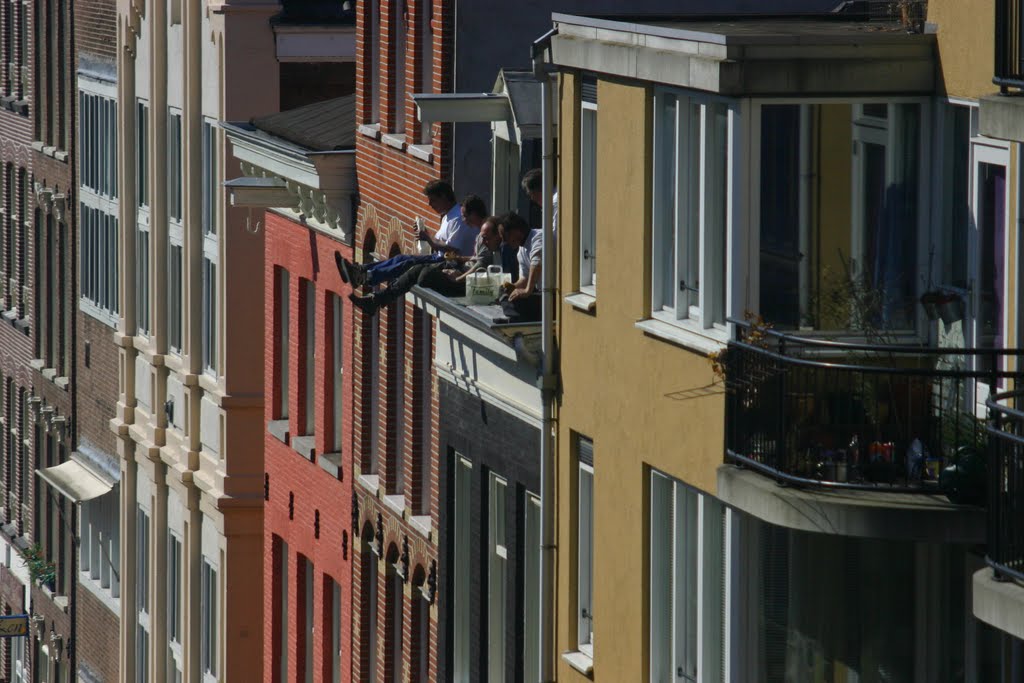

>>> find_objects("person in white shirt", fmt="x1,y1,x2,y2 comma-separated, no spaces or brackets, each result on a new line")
497,212,541,302
521,167,558,237
416,180,479,256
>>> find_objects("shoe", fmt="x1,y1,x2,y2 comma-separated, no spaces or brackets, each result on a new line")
334,251,349,283
348,292,379,317
349,261,367,287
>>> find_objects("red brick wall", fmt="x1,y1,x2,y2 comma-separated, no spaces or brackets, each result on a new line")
262,211,355,683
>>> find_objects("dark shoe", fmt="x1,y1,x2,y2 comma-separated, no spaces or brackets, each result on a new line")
334,251,349,283
348,292,379,317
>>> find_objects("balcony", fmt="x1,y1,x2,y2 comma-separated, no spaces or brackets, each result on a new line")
718,321,1018,541
995,0,1024,92
974,389,1024,639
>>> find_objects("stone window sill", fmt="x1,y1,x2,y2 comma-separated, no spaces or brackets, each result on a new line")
318,451,342,478
381,132,406,151
407,143,433,163
358,123,381,140
562,650,594,676
565,292,596,313
291,435,315,461
267,419,289,445
357,474,379,495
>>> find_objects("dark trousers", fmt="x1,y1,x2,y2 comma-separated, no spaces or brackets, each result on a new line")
372,263,465,307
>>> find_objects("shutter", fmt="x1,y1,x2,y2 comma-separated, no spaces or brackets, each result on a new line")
578,437,593,467
581,76,598,105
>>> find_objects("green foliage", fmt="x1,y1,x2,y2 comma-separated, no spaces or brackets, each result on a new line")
21,544,55,589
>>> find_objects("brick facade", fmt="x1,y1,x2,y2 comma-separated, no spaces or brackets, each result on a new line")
262,211,355,683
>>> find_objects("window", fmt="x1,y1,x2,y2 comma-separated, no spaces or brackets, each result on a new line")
201,559,218,679
523,493,541,683
2,164,10,310
80,489,120,601
415,0,433,144
386,550,404,683
79,90,118,198
329,577,342,683
168,244,182,353
649,471,725,683
388,296,405,492
301,279,315,436
580,84,597,293
277,539,289,683
652,92,729,331
758,102,923,332
368,0,381,122
488,474,508,682
414,308,432,515
167,109,183,354
202,120,219,373
15,169,25,319
136,507,151,682
330,294,343,453
167,534,183,682
136,101,151,335
360,536,378,683
577,437,594,656
79,204,119,317
452,454,472,679
276,268,290,419
367,312,380,474
302,557,313,683
167,110,182,222
390,0,407,134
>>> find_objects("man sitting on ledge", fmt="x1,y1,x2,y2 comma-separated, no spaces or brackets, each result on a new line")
335,194,488,288
347,216,504,317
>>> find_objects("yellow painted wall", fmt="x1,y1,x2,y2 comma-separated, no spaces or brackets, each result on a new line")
928,0,996,99
555,74,726,682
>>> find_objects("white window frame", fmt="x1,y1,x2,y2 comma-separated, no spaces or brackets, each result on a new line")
580,100,598,295
136,100,151,336
488,473,508,682
651,90,733,336
649,471,728,683
577,460,594,656
523,492,541,683
79,488,121,609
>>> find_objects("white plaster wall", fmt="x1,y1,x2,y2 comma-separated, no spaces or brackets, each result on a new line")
166,21,184,109
136,470,154,512
135,10,151,101
201,10,220,118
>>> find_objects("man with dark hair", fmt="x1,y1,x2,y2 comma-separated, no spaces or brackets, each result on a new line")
417,179,478,255
335,194,488,287
348,216,505,316
521,167,558,235
496,211,542,321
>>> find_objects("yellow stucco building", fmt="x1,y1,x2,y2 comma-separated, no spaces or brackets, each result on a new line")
546,2,1024,680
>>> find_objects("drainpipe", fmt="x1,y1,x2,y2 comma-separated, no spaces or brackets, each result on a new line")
533,26,558,683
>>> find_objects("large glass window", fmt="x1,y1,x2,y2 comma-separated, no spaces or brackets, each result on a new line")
452,454,472,679
136,507,151,682
580,95,598,293
276,268,290,419
201,559,218,679
301,279,315,436
167,534,183,681
523,493,541,683
330,293,344,453
649,472,726,683
652,92,729,330
758,102,922,332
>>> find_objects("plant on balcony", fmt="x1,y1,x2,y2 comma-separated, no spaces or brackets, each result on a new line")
20,544,55,590
889,0,927,33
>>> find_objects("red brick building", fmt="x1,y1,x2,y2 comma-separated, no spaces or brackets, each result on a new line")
224,90,358,683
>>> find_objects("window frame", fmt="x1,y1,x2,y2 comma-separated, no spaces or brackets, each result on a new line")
136,100,151,336
167,108,184,354
488,472,508,682
650,89,734,338
579,99,598,295
201,558,219,680
201,118,219,375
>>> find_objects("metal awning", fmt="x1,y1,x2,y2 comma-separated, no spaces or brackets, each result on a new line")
37,458,114,503
413,93,510,126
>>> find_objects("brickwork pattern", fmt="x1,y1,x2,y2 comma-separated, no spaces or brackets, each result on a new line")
262,212,355,683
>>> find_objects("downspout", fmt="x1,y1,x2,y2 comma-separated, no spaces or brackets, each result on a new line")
533,25,558,683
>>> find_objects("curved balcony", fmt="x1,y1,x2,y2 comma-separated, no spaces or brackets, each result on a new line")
987,389,1024,580
724,321,1020,499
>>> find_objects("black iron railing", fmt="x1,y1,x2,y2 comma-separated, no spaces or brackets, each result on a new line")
725,321,1020,495
987,390,1024,580
996,0,1024,91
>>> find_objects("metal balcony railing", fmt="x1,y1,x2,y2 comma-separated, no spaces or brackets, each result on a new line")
987,390,1024,581
724,320,1021,495
995,0,1024,91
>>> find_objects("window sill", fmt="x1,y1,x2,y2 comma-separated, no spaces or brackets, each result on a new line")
409,514,432,540
635,317,726,355
407,143,433,163
382,494,406,517
318,451,342,478
79,298,118,329
565,292,596,314
291,435,315,461
358,123,381,140
381,132,406,151
357,474,380,495
267,419,289,445
562,651,594,677
78,570,119,615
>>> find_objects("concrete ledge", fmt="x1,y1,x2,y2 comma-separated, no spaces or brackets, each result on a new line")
973,568,1024,640
318,451,342,478
291,435,315,461
979,94,1024,143
267,419,289,445
716,465,984,542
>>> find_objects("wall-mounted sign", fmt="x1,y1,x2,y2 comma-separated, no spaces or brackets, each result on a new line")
0,615,29,638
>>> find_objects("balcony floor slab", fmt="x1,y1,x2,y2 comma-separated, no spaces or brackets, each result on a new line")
980,94,1024,143
717,465,984,543
973,568,1024,641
